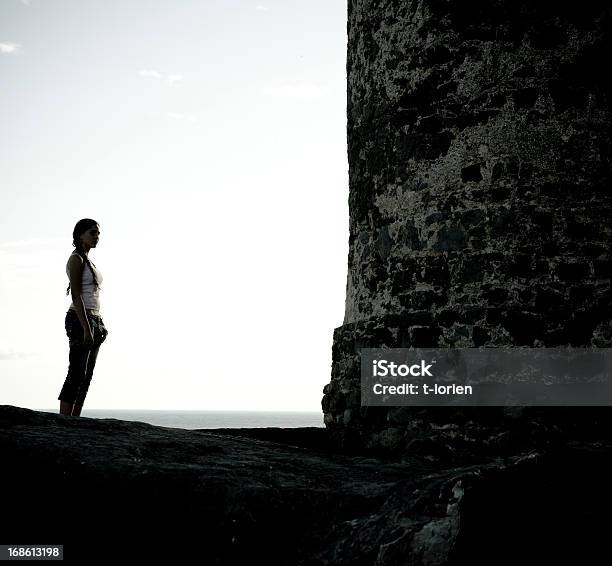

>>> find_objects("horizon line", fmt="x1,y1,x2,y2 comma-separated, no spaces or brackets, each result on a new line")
32,407,323,413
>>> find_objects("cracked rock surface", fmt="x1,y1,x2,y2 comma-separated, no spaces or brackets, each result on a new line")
2,406,612,564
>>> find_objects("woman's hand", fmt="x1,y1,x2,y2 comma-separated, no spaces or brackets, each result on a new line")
83,327,94,345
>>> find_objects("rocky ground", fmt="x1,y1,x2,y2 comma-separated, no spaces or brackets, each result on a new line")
2,405,611,564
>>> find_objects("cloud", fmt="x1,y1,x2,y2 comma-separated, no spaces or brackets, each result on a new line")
139,70,184,85
0,347,33,360
0,42,21,54
0,236,64,248
261,82,331,100
255,5,270,10
139,69,163,79
21,0,31,6
0,240,65,290
167,112,197,123
167,74,183,85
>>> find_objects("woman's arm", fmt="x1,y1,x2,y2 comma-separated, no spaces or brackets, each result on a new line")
67,255,93,339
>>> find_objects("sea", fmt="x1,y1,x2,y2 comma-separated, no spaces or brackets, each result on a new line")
36,409,325,429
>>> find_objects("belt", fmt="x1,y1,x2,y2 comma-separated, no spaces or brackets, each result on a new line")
68,307,102,317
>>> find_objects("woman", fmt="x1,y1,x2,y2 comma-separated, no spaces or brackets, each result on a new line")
58,218,108,417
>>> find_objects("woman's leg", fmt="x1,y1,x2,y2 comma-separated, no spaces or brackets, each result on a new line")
58,342,92,415
72,342,101,416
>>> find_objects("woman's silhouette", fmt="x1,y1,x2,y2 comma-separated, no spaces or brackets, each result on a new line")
58,218,108,416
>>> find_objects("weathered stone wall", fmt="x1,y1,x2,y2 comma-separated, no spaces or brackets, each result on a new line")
323,0,612,452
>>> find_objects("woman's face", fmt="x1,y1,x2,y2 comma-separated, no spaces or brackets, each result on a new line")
80,224,100,249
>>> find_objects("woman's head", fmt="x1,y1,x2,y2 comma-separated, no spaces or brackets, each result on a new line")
72,219,100,250
65,218,101,296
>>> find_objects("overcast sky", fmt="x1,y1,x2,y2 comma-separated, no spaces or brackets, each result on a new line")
0,0,348,412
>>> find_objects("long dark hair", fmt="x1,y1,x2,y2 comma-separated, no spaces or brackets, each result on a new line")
65,218,102,296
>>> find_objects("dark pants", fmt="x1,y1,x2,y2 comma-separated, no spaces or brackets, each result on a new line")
58,309,108,406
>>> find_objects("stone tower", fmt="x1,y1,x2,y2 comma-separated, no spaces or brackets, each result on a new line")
323,0,612,452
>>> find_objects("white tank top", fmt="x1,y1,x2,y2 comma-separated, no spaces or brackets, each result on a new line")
66,251,103,312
